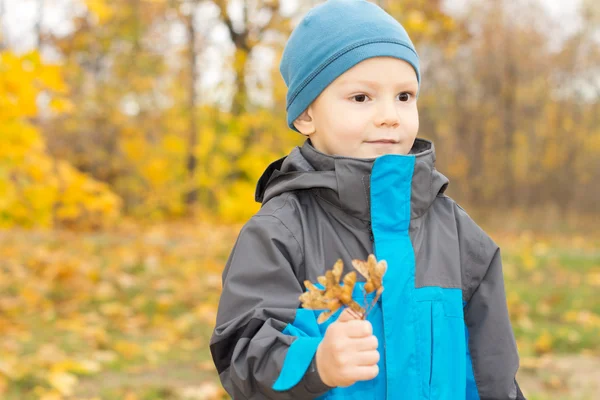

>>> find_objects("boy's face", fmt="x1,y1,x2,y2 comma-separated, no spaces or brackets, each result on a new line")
293,57,419,158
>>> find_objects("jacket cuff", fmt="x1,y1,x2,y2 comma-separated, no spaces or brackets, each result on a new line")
272,336,321,391
305,356,335,394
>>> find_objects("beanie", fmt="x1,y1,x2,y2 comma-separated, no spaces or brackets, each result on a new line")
279,0,420,132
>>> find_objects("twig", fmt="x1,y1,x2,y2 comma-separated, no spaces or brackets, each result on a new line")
363,290,383,320
346,307,364,320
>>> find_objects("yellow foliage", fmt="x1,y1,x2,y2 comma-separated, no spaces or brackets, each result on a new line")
142,158,169,186
85,0,114,24
220,134,244,156
162,134,185,154
49,98,75,113
217,180,260,223
405,10,427,34
447,153,469,180
121,135,147,162
0,50,122,230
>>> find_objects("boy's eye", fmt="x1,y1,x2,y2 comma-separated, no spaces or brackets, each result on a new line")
398,92,413,102
351,93,414,102
352,94,369,103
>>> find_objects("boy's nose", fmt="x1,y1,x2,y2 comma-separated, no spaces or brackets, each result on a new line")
374,101,400,128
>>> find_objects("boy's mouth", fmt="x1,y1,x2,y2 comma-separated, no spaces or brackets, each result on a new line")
365,139,399,144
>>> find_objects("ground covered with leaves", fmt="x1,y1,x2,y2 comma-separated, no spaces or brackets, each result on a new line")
0,223,598,399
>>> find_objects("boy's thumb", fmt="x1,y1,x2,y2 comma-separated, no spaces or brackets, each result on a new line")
337,308,360,323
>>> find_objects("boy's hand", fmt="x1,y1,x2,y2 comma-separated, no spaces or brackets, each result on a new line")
315,308,380,388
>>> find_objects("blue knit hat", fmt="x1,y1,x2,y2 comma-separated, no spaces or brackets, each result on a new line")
280,0,420,132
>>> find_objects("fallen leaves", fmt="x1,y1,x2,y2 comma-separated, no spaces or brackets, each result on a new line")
47,370,78,396
178,381,228,399
0,223,235,398
1,223,598,398
534,331,554,355
299,254,387,323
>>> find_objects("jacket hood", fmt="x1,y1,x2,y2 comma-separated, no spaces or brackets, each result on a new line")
255,138,449,221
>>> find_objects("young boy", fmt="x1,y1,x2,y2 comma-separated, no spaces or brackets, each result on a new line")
210,0,525,399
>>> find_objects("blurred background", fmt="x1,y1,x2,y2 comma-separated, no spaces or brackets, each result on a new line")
0,0,598,398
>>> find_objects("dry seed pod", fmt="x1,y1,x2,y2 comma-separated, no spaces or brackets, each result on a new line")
299,259,365,323
351,254,387,295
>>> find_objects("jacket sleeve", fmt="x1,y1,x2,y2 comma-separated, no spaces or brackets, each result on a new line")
210,215,333,399
456,205,525,400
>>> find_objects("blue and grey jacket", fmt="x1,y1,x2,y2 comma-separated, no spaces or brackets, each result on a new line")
210,139,525,399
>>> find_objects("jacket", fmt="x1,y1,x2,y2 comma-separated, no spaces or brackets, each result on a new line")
210,138,525,399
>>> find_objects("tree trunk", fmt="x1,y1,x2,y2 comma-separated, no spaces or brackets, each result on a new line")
35,0,44,49
184,7,199,207
501,25,517,209
0,0,7,49
231,48,248,115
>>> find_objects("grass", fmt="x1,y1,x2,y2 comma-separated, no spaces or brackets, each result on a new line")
0,221,598,399
497,233,600,357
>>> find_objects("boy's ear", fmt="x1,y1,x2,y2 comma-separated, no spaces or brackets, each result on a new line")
293,108,316,136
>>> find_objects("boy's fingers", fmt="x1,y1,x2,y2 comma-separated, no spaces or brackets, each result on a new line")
350,365,380,382
353,335,378,351
345,320,373,338
354,349,380,366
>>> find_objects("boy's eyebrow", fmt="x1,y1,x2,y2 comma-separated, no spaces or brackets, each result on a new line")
337,79,418,88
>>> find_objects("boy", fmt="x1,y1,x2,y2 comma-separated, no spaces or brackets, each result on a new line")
210,0,525,399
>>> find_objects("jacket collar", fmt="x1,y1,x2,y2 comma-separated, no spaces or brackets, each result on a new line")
257,138,448,222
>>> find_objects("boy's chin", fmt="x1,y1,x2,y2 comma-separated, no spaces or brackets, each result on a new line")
322,143,411,158
360,143,410,158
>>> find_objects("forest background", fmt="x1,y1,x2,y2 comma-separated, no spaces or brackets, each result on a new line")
0,0,599,398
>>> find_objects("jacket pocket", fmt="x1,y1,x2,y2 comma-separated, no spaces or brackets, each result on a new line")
430,301,466,399
415,289,467,399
